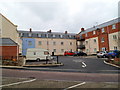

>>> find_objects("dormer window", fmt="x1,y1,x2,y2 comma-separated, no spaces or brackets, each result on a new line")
19,33,23,37
38,34,41,37
102,28,105,33
53,34,55,38
29,33,32,37
112,24,116,29
93,31,96,35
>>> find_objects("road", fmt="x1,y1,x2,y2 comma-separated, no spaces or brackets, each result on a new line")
26,56,119,73
2,68,119,82
1,56,119,88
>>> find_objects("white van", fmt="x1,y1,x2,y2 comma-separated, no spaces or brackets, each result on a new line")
26,48,53,61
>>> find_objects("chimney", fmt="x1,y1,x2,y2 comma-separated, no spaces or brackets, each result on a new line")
29,28,32,32
47,30,52,33
81,28,84,32
65,31,67,34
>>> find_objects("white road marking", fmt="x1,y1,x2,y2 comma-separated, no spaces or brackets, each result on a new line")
82,62,87,68
0,78,36,87
64,82,86,90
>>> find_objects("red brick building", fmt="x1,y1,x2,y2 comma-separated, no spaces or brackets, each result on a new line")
77,17,120,55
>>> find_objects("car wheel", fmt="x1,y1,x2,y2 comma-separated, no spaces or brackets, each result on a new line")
103,55,106,58
36,58,40,61
97,56,100,58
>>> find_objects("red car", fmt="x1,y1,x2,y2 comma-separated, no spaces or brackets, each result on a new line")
64,51,75,56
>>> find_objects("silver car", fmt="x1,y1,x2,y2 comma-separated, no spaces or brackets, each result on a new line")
97,51,108,58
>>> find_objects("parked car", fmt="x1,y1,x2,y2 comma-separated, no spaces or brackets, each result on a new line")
106,50,120,58
74,51,87,56
64,51,75,56
97,51,108,58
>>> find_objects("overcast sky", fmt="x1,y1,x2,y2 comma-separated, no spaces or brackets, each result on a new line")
0,0,119,33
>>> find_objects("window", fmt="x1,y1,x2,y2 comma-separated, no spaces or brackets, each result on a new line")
86,41,88,44
29,33,32,37
93,31,96,35
61,49,64,52
114,46,117,50
94,39,96,43
61,42,64,45
101,47,106,51
68,35,69,38
38,41,42,45
86,49,89,52
28,41,32,45
19,33,23,37
70,49,72,52
101,28,105,33
113,35,117,39
60,35,63,38
53,34,55,38
47,41,49,45
44,51,49,55
94,48,97,53
112,24,116,29
38,34,41,37
53,49,56,52
70,42,72,45
33,52,36,55
53,42,56,45
101,37,104,42
46,34,48,38
86,33,88,37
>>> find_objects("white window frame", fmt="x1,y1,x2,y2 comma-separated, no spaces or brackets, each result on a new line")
38,41,42,45
112,24,116,29
53,42,56,45
113,35,117,39
61,49,64,52
101,37,104,42
86,41,88,44
114,46,117,50
70,42,72,45
101,28,105,33
60,35,63,38
29,33,32,37
53,49,56,52
94,48,97,53
93,31,96,35
28,41,32,46
86,33,88,37
53,34,55,38
38,34,41,37
61,42,64,45
94,39,96,43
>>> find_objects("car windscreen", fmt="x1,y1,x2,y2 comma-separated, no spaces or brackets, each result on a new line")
44,51,49,55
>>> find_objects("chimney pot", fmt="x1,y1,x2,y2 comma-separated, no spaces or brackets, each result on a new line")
81,28,84,32
47,30,52,33
65,31,67,34
30,28,32,32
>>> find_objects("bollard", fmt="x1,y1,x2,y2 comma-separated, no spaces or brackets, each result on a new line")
46,56,48,64
57,56,59,64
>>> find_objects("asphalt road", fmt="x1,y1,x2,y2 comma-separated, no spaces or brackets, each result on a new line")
26,56,119,73
2,68,119,82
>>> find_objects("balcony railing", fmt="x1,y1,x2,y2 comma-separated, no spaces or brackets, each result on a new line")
77,45,85,49
76,36,85,41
